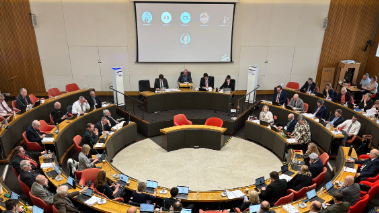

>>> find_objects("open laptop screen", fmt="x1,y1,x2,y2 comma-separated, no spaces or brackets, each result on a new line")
255,177,265,185
178,186,189,194
326,181,333,191
307,189,317,200
140,204,154,212
249,204,261,213
146,180,158,188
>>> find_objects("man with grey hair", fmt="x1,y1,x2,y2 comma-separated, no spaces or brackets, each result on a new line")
290,114,311,151
20,160,41,188
308,153,323,178
31,175,54,204
53,185,89,213
72,96,90,115
127,206,137,213
300,77,317,94
51,102,67,124
16,88,32,110
103,109,119,127
288,94,305,111
95,117,111,136
26,120,45,146
86,90,101,108
346,149,379,182
337,175,360,206
0,94,14,117
11,146,46,175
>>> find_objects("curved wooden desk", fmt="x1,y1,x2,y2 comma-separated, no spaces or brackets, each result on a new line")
160,125,227,151
0,179,25,211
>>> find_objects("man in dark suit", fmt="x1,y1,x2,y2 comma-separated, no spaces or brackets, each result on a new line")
16,88,32,110
20,160,41,188
309,153,323,178
311,99,327,119
53,185,89,213
258,201,275,213
200,73,214,89
338,175,360,206
154,74,169,91
173,202,182,213
12,146,46,175
31,175,55,204
324,191,350,213
346,149,379,182
177,69,192,83
309,201,322,213
300,78,317,93
220,75,235,91
86,90,101,108
103,109,119,127
3,199,24,213
259,171,287,206
162,187,194,211
326,109,344,128
51,102,67,124
95,117,111,136
26,120,45,146
279,113,297,133
80,123,99,155
273,85,288,106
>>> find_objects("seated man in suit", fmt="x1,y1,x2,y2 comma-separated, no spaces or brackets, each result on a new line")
0,94,14,118
86,90,101,108
3,199,24,213
173,202,182,213
31,175,55,204
220,75,235,91
20,160,42,188
337,175,360,206
51,102,67,124
53,185,89,213
12,146,46,175
162,187,194,211
200,73,214,89
272,85,287,106
259,201,275,213
355,93,374,111
326,109,344,128
103,109,119,127
324,191,350,213
177,69,192,83
308,153,323,178
288,94,305,111
26,120,45,146
259,171,287,206
311,99,327,119
154,74,169,91
278,113,297,134
72,96,90,115
80,123,99,155
346,149,379,182
300,77,316,93
95,117,111,136
309,201,322,213
16,88,32,111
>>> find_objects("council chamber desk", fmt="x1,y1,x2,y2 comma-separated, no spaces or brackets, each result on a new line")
139,89,233,113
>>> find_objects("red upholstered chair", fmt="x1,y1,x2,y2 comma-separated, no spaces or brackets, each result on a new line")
337,126,357,145
307,183,316,191
73,135,82,154
319,153,329,167
39,120,55,134
359,180,379,202
205,118,223,127
199,210,228,213
372,93,377,100
65,83,80,93
50,114,54,125
48,88,62,98
12,100,20,112
29,192,53,213
78,168,101,187
234,208,249,213
303,103,309,113
315,87,319,93
0,117,4,122
357,155,370,169
287,98,289,105
75,170,83,180
173,114,192,126
12,167,19,177
312,167,327,186
23,131,43,151
362,173,379,183
287,187,308,200
348,194,369,213
53,205,59,213
29,94,39,105
286,82,300,90
274,192,294,206
18,175,31,198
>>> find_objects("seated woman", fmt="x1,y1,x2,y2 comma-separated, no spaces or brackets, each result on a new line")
290,165,313,191
362,76,378,95
220,75,235,91
94,171,120,200
336,87,352,104
311,99,327,119
78,144,99,171
259,105,274,124
290,115,311,152
237,190,260,211
372,100,379,118
323,83,335,100
131,182,157,204
304,143,320,165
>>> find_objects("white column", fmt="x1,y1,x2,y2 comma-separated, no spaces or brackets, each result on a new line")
112,66,125,106
245,65,259,103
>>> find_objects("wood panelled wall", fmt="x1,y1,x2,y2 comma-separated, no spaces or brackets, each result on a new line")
316,0,379,89
0,0,45,94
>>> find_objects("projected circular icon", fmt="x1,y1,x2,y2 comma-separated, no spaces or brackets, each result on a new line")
199,12,210,24
142,11,152,23
180,34,191,45
161,12,172,24
180,12,191,24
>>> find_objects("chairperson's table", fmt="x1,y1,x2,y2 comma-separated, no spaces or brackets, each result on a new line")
139,89,233,113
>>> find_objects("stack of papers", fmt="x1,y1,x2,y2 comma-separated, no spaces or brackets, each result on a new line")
283,204,299,213
252,120,260,124
344,167,357,173
102,103,110,108
286,138,297,144
95,143,104,148
42,137,54,143
279,174,293,182
85,196,101,206
303,113,315,119
226,190,245,199
41,163,54,169
331,130,342,135
113,121,125,130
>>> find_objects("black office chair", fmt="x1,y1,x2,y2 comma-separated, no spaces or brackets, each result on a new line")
209,76,215,88
230,79,236,91
180,71,192,78
138,80,151,102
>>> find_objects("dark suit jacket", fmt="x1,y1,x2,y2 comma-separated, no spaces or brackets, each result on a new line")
355,157,379,180
178,75,192,83
20,170,39,188
12,152,40,175
154,78,169,90
272,90,288,106
162,197,177,211
86,95,101,108
300,81,316,93
323,88,335,99
283,119,297,133
16,94,31,110
26,125,42,145
220,81,235,91
309,159,324,178
340,183,361,206
94,121,111,136
324,202,350,213
80,130,99,149
51,108,65,124
106,115,118,127
200,77,214,88
53,191,80,213
290,174,312,191
311,105,327,119
327,115,344,128
260,179,287,206
337,92,352,104
358,99,374,112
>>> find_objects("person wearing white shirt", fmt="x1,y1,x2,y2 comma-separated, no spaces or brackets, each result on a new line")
0,94,14,117
337,115,361,146
259,105,274,124
360,73,371,87
72,96,90,115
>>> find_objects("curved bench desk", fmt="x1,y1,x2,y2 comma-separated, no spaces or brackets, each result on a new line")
0,179,25,211
0,89,92,160
160,125,227,151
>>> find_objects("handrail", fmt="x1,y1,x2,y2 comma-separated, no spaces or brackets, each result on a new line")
109,86,144,120
237,85,260,102
236,85,260,113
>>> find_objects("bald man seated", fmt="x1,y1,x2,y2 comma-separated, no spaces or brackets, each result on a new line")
337,175,360,206
278,113,297,133
288,94,305,111
346,149,379,182
259,201,275,213
309,201,322,213
26,120,45,146
31,175,55,204
51,102,67,124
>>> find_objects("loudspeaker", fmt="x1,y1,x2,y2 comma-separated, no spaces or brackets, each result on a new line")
31,14,37,26
322,17,328,29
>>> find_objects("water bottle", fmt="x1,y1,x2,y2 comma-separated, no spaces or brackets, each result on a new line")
197,190,199,198
169,206,173,213
326,123,331,130
48,150,51,158
55,123,59,134
281,132,285,138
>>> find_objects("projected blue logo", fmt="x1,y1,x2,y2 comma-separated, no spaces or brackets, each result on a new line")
199,12,209,24
180,34,191,45
180,12,191,24
161,12,172,24
142,12,152,23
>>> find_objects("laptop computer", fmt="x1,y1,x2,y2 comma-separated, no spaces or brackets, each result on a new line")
249,204,261,213
282,129,291,138
140,204,155,213
307,189,325,203
285,106,293,111
116,174,129,186
333,99,341,104
347,102,355,109
272,102,280,106
270,125,281,132
255,177,267,190
199,88,207,91
144,180,158,194
316,93,324,98
319,119,327,127
76,188,93,202
43,152,55,163
177,186,189,200
34,100,41,107
223,88,231,94
181,209,192,213
10,191,20,200
46,164,60,178
281,164,294,176
33,205,44,213
290,162,301,171
260,121,269,127
325,181,339,195
345,147,355,168
292,159,305,165
68,114,78,120
95,103,102,109
60,176,74,189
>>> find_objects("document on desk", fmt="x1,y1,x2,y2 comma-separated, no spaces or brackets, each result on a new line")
41,163,54,169
42,137,54,143
226,190,244,199
344,167,357,173
279,174,293,182
286,138,297,144
302,113,315,119
331,130,342,135
95,143,104,148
